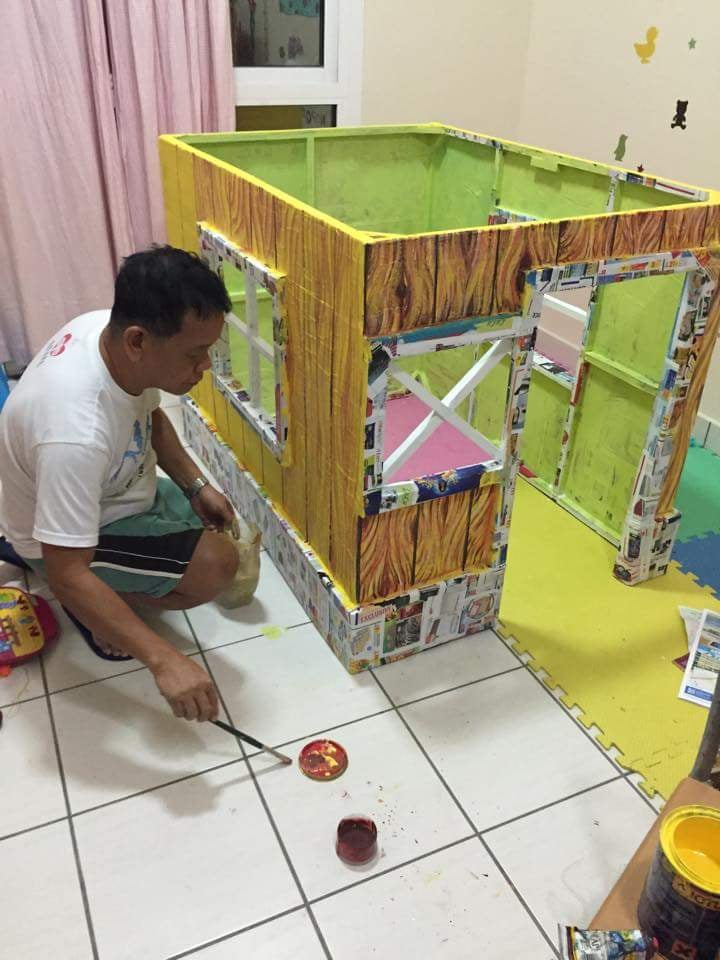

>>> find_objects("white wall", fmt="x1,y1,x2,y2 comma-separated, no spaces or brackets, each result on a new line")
361,0,531,141
515,1,720,190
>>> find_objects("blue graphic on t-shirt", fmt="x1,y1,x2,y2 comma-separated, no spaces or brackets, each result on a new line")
111,414,151,483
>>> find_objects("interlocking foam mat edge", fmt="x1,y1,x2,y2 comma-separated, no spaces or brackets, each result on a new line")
499,478,720,801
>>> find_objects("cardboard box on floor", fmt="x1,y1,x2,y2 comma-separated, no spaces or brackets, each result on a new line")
591,777,719,929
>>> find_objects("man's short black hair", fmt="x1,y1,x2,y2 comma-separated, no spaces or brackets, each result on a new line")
110,245,231,338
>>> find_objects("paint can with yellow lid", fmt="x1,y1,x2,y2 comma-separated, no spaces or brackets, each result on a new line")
638,805,720,960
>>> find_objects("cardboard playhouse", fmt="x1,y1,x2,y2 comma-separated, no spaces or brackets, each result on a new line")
159,122,720,673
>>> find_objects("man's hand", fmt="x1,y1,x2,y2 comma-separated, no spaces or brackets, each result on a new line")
191,484,236,533
152,650,220,722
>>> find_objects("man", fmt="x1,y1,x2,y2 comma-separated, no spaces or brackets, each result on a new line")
0,246,239,722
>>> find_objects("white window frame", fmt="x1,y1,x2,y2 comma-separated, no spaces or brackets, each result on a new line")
383,340,511,481
233,0,364,125
198,224,288,459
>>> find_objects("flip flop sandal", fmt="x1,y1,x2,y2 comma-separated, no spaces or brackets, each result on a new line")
0,537,32,571
61,605,133,662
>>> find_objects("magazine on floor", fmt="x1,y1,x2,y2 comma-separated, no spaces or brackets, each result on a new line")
678,608,720,708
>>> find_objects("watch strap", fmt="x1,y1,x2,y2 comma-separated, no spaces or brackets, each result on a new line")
184,476,209,501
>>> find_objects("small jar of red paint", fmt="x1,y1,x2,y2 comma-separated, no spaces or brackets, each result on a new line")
335,815,378,865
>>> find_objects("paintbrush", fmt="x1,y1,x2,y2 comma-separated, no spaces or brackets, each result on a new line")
211,718,293,765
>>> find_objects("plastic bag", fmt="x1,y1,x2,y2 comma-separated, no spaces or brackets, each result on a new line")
216,519,262,609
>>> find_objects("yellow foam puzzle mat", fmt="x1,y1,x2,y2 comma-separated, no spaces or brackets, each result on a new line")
498,477,720,801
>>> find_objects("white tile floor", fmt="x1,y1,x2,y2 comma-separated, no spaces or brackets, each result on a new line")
0,396,660,959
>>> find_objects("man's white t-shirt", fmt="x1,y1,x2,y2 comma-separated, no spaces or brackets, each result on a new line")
0,311,160,559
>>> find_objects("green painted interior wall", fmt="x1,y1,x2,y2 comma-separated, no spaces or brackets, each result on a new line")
520,373,569,486
614,180,691,211
498,154,611,218
196,138,309,203
314,133,437,234
429,137,496,231
224,262,277,416
183,127,694,235
588,273,684,385
559,367,654,537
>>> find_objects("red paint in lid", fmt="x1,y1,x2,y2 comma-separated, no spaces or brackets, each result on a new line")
298,739,348,781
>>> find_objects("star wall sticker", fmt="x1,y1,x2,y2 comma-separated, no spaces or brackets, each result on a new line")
689,38,696,50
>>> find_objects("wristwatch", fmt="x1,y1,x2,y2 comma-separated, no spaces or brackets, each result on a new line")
184,476,209,500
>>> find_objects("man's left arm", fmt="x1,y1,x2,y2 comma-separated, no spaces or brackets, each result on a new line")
151,408,235,532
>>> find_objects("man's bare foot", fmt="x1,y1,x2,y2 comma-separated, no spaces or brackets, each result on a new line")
94,636,129,658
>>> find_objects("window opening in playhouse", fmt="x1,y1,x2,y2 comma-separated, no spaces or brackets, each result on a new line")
535,288,590,374
199,226,289,459
365,318,522,508
224,261,278,426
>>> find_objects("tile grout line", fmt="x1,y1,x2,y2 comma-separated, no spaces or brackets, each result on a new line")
479,774,626,835
0,814,69,845
0,689,48,711
41,618,314,700
39,656,101,960
198,619,312,655
57,666,528,827
368,668,560,958
164,905,307,960
494,628,663,815
308,835,476,906
494,629,624,772
186,612,335,960
71,756,248,820
240,663,526,759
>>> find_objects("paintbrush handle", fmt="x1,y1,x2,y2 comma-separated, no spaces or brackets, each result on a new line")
211,718,263,750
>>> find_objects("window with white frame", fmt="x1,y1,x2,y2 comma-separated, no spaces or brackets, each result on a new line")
364,316,530,510
199,226,288,458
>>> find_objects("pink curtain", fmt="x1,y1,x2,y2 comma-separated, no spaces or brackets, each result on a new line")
0,0,234,362
105,1,235,248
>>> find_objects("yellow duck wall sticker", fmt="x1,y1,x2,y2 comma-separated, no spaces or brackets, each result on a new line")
634,25,659,63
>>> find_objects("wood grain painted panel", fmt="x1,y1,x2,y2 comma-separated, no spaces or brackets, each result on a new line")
493,222,559,314
261,444,283,506
364,236,437,337
611,209,666,258
329,231,366,600
247,182,276,267
176,144,199,251
557,215,616,264
241,420,264,486
414,490,473,585
213,389,230,441
280,281,308,538
227,403,246,467
465,483,499,570
158,139,183,248
435,229,497,323
275,201,306,285
359,508,419,603
193,155,216,227
662,206,709,250
303,289,333,566
222,167,252,252
703,205,720,246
